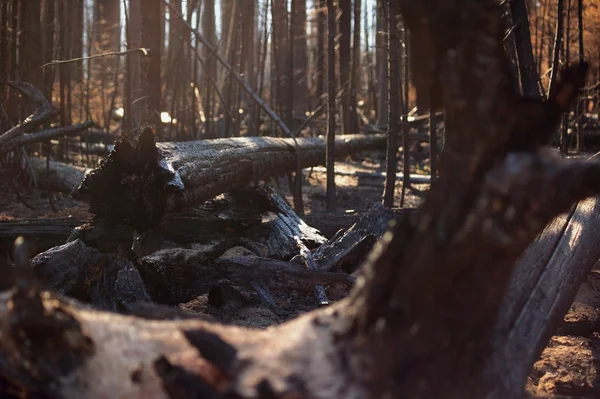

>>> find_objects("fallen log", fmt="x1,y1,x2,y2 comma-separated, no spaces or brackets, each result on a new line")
27,237,353,311
0,186,327,258
492,195,600,394
27,157,91,196
303,208,417,238
79,131,387,231
0,218,83,255
30,239,151,311
307,203,408,274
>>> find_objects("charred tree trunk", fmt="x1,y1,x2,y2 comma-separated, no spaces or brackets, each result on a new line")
202,0,216,138
576,0,584,152
338,0,354,134
510,0,540,98
349,0,361,134
124,0,142,131
20,0,43,90
326,0,337,212
140,0,162,131
548,0,565,99
316,0,326,106
42,0,55,99
376,0,388,126
292,0,308,115
382,0,399,208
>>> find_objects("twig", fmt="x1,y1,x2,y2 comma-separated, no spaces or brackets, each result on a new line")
41,48,150,68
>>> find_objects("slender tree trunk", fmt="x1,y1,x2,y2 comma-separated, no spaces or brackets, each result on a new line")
562,0,571,153
166,0,183,104
338,0,351,133
272,0,287,123
288,0,295,127
382,0,399,208
376,1,388,126
0,0,8,132
429,109,437,183
576,0,584,152
93,0,120,113
293,0,308,114
326,0,336,212
400,21,410,207
537,0,546,79
510,0,540,98
349,0,361,134
203,0,216,138
42,0,55,100
123,0,141,132
500,3,522,94
548,0,565,99
240,0,255,131
316,0,325,105
71,0,84,81
140,0,162,131
20,0,43,89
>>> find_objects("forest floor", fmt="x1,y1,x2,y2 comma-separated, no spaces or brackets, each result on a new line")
1,149,599,397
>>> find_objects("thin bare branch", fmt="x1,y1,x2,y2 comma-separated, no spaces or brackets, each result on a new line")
41,48,150,69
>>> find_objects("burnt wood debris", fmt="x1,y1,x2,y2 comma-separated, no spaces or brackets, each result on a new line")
0,0,600,398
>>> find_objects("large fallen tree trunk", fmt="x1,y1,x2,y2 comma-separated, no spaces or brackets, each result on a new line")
1,2,599,399
79,133,387,230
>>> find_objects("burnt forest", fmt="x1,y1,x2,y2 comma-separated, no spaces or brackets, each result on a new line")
1,0,600,398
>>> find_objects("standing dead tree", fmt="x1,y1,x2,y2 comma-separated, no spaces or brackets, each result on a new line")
382,0,400,208
0,2,596,398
